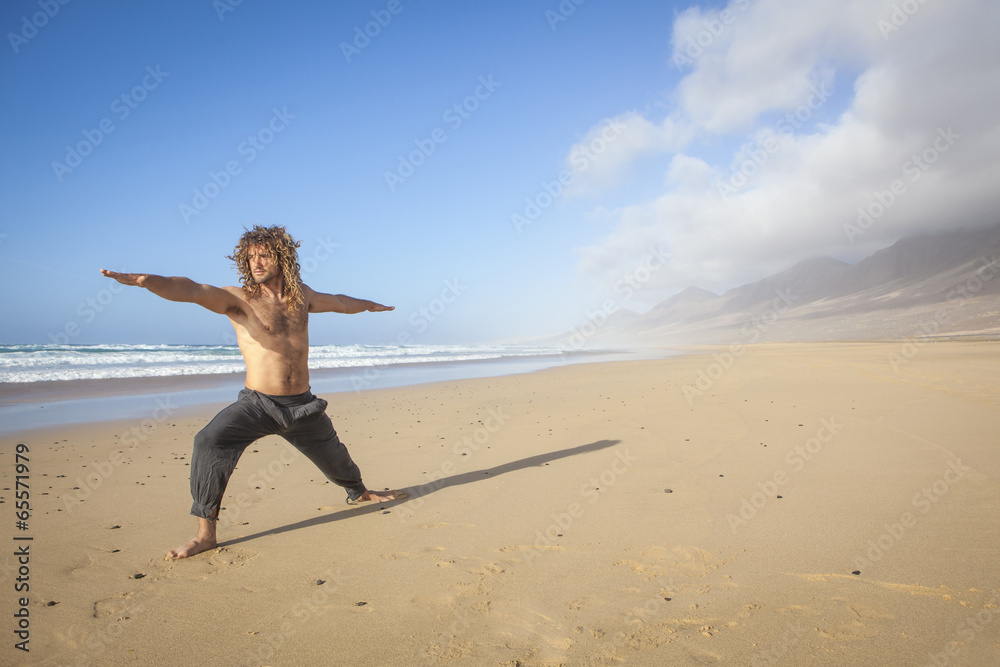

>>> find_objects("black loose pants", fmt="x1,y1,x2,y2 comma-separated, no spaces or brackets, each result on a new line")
189,387,366,519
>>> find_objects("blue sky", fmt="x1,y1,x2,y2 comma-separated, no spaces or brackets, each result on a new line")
2,0,997,346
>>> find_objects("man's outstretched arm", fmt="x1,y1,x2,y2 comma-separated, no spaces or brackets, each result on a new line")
305,285,394,314
100,269,242,316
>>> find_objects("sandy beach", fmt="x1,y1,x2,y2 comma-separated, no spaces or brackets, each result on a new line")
2,341,998,666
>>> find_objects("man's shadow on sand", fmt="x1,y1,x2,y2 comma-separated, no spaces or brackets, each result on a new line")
219,438,621,549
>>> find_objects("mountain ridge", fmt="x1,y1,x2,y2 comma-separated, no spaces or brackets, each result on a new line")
574,222,1000,346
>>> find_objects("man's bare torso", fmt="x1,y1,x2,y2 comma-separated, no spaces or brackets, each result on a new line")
224,285,311,396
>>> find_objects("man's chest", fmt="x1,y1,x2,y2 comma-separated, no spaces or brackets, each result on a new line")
245,301,308,337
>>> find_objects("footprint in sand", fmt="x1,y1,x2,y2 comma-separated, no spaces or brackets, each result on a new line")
64,554,99,577
615,545,726,581
568,595,601,611
498,544,565,554
687,648,724,663
420,522,476,529
207,547,256,568
815,619,878,640
92,592,137,619
380,546,446,560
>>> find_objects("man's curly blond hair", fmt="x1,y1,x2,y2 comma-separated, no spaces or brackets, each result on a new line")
228,224,304,311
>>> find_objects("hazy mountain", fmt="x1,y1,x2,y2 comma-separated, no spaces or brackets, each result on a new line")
643,286,719,323
612,222,1000,345
829,224,1000,301
714,256,850,314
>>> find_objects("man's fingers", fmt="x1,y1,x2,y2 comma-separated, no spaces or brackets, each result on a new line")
101,269,143,286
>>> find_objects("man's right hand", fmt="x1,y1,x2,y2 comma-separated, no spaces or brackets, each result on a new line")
101,269,149,287
100,269,243,316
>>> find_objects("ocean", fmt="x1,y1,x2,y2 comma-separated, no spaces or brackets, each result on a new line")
0,343,571,384
0,343,657,433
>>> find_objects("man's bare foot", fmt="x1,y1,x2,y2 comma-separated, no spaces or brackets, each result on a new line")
165,517,218,560
165,536,218,560
349,489,405,504
361,489,395,502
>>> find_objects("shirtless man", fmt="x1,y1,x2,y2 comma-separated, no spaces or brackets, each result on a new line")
101,224,396,560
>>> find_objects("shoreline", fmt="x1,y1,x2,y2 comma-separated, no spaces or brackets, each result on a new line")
0,348,664,435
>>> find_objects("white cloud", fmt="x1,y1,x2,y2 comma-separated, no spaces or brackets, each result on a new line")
574,0,1000,304
665,153,712,191
562,112,693,197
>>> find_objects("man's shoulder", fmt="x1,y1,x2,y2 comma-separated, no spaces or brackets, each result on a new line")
300,283,315,305
217,286,252,318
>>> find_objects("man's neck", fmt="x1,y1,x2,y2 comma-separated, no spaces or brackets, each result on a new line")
255,277,285,300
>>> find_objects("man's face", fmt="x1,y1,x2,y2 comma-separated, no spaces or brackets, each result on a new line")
247,244,278,284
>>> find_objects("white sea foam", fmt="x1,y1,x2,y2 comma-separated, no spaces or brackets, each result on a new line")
0,343,564,383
